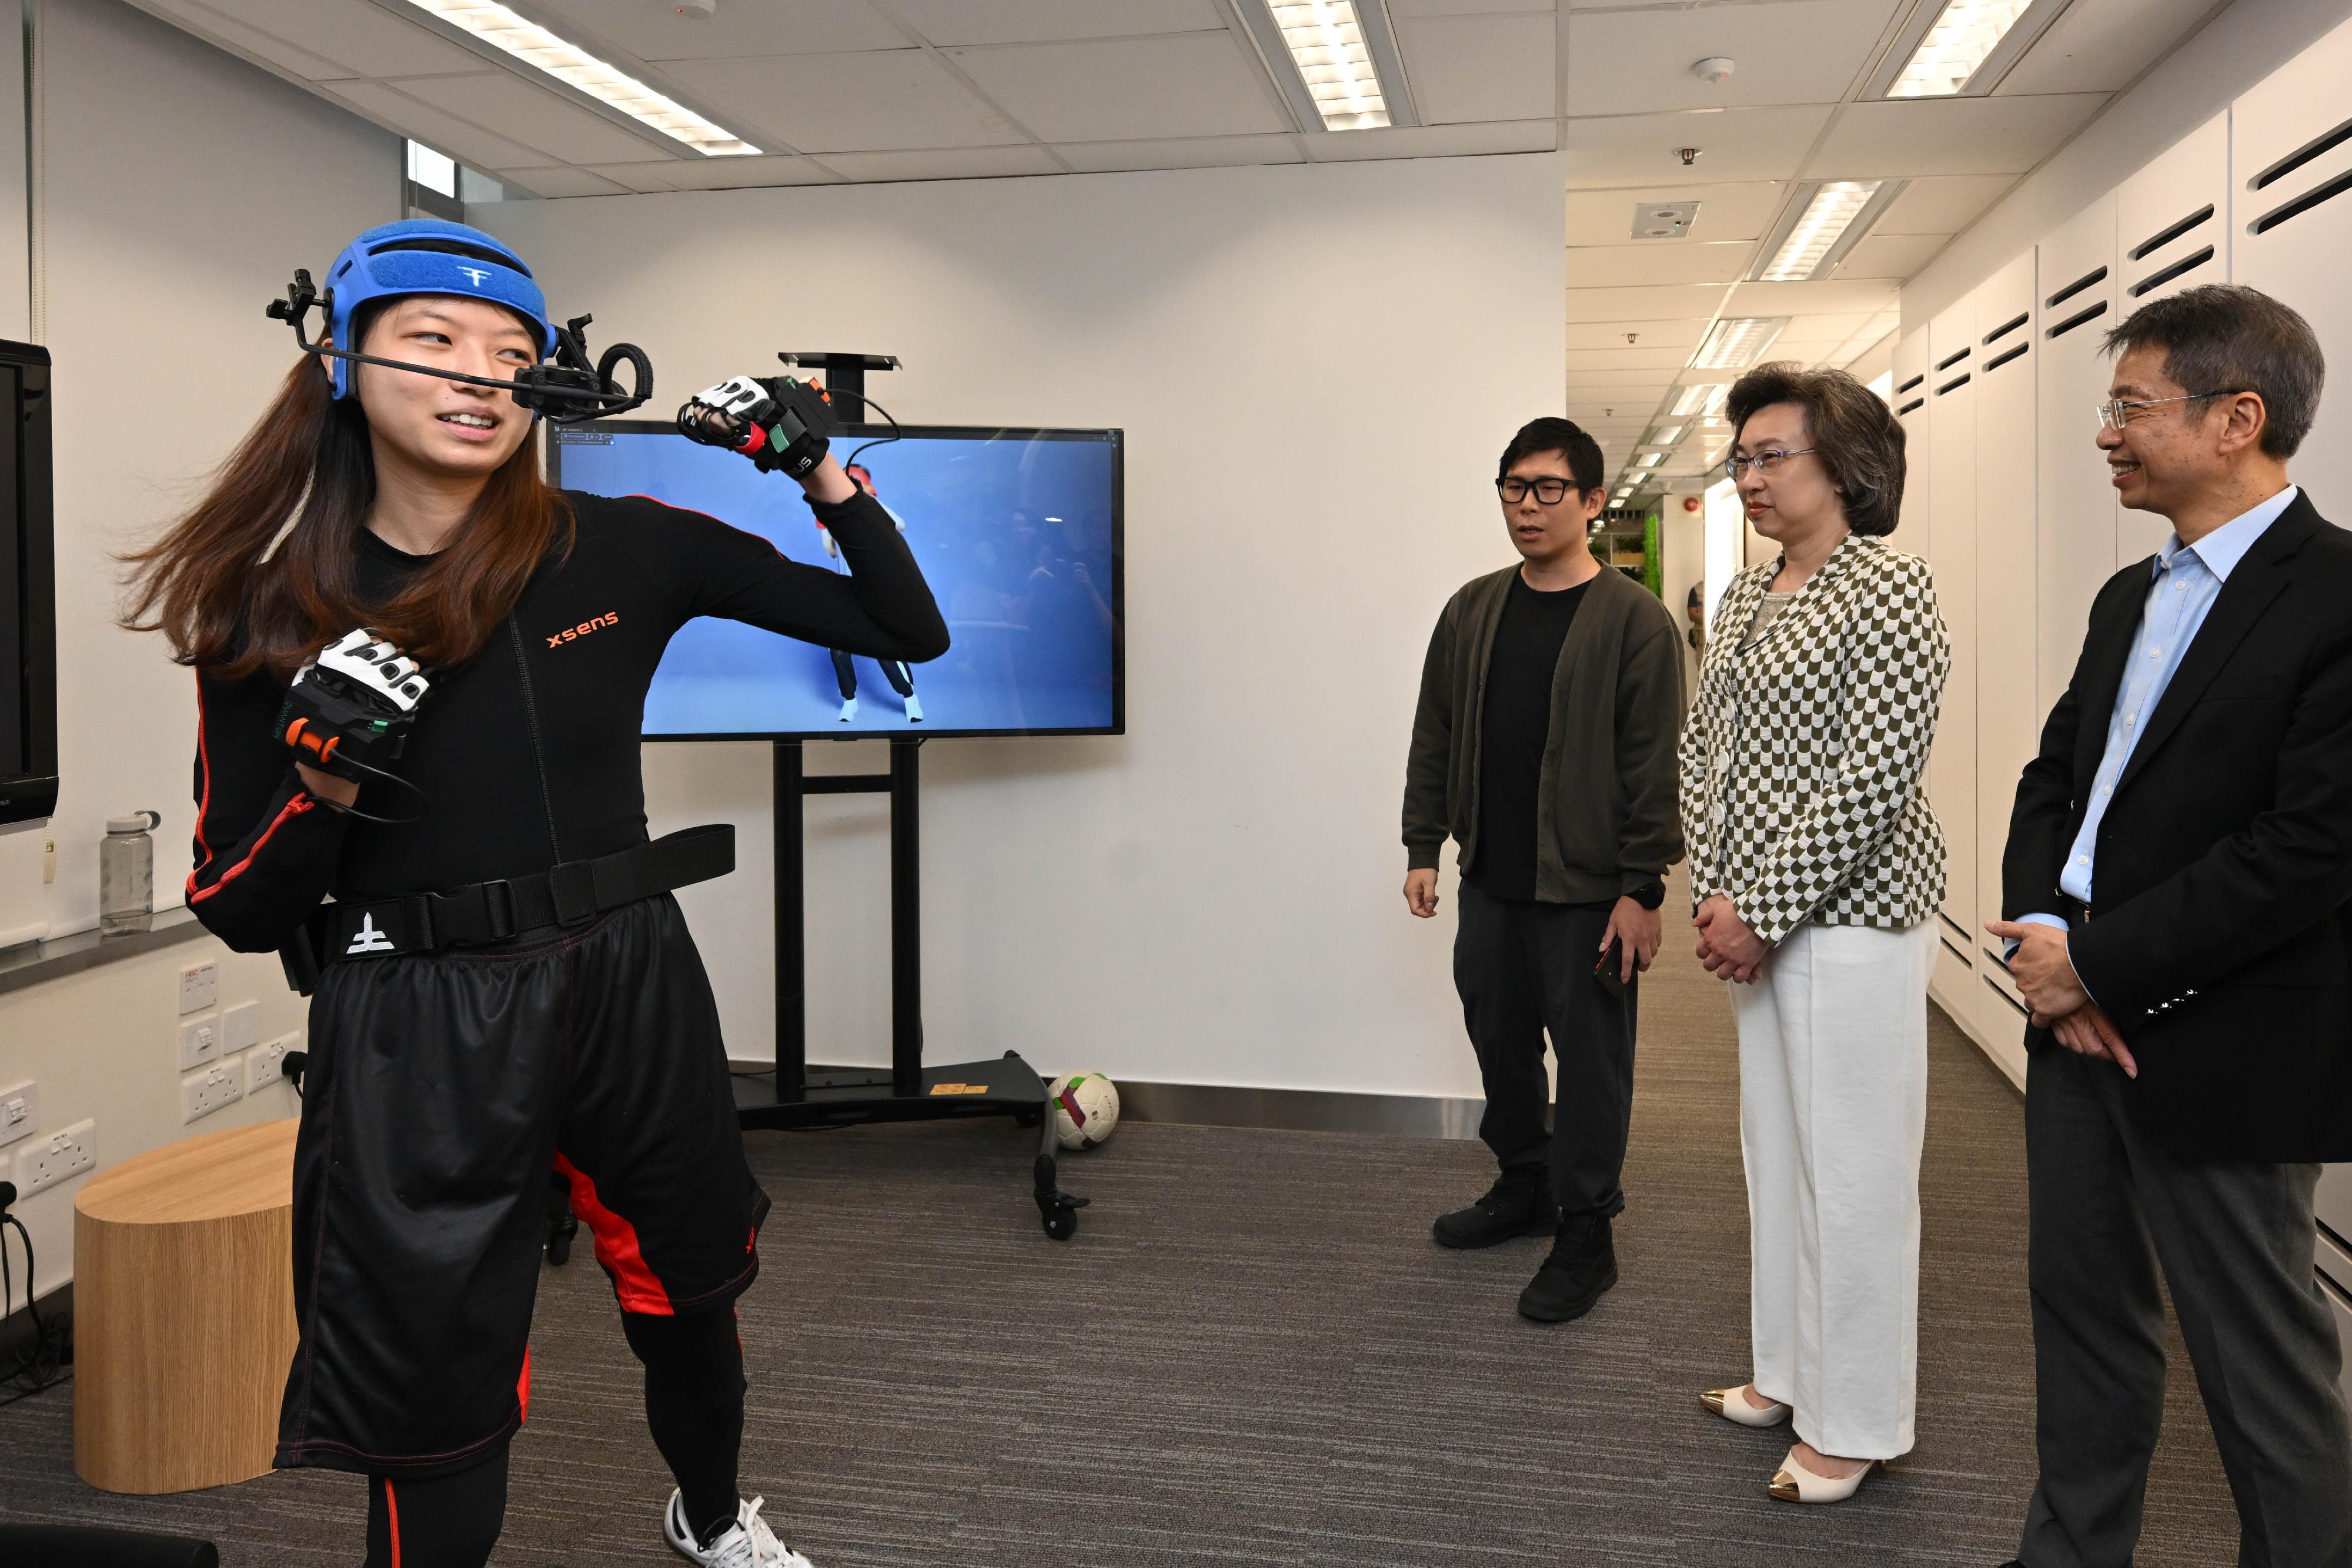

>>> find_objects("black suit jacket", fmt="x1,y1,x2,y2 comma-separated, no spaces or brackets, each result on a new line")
2002,490,2352,1161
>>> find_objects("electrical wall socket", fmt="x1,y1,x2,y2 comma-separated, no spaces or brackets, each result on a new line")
182,1064,243,1124
0,1080,35,1148
15,1118,95,1197
178,960,218,1014
178,1014,222,1072
222,999,262,1054
245,1036,294,1095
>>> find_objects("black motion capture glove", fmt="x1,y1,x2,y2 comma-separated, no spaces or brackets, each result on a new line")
677,373,838,479
276,629,430,789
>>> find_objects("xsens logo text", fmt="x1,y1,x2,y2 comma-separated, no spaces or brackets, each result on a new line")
549,611,619,648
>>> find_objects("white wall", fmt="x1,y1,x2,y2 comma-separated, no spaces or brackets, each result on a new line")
476,153,1568,1098
0,0,396,1296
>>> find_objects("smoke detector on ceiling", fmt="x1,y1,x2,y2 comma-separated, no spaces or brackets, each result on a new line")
1692,57,1735,84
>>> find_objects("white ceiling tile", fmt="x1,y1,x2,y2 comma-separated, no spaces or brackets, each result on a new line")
1396,12,1556,124
1392,0,1553,14
1994,0,2224,99
1566,318,1713,351
815,145,1065,181
1873,174,2016,235
1832,231,1949,279
1769,311,1877,342
1566,0,1903,118
581,162,688,193
889,0,1225,46
1568,242,1753,288
1303,119,1554,160
135,0,351,80
662,49,1021,152
1803,94,2109,179
191,0,487,76
327,79,546,169
653,153,840,190
943,34,1291,142
393,73,670,164
1565,283,1732,322
1565,376,1672,397
1568,182,1789,244
1566,346,1708,373
1053,135,1305,173
524,0,909,62
1567,106,1834,189
492,165,632,199
1723,278,1899,315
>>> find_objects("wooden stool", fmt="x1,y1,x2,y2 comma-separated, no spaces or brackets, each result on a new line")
73,1118,301,1495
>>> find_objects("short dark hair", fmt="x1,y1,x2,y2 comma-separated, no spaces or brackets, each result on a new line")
1498,417,1605,496
1725,362,1907,537
2102,283,2324,459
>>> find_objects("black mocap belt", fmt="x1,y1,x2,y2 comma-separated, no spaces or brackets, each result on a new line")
280,824,734,992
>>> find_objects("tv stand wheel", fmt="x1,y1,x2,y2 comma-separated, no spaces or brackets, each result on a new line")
1043,1199,1079,1242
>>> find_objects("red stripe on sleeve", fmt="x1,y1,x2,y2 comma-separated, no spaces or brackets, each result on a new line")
187,672,216,900
188,792,316,905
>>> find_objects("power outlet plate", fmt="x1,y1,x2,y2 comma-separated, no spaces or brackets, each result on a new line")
178,1014,222,1072
15,1118,96,1197
182,1064,243,1124
178,960,219,1015
245,1035,295,1096
221,1000,262,1055
0,1080,35,1148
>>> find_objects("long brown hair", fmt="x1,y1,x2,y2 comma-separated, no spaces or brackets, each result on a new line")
122,327,573,680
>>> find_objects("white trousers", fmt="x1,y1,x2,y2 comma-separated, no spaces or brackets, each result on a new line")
1729,919,1935,1460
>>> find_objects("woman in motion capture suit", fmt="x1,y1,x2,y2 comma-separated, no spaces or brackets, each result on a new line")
122,219,948,1568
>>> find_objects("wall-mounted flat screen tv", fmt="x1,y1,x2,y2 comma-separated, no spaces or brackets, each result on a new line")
550,423,1122,741
0,338,55,827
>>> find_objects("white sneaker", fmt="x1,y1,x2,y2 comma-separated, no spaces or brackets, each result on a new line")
664,1490,817,1568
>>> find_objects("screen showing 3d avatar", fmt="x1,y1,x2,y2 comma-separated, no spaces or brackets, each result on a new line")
551,423,1122,739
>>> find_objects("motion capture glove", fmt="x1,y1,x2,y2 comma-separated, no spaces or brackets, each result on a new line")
677,373,837,479
276,629,430,787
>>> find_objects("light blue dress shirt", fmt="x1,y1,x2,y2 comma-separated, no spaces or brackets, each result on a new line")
2015,486,2301,958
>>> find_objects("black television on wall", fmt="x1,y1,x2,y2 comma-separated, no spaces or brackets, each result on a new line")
0,338,54,827
549,421,1124,741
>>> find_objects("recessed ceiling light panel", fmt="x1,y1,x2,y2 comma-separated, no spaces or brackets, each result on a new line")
1269,1,1392,131
399,0,760,155
1671,383,1729,417
1887,0,2040,99
1692,317,1789,371
1760,182,1882,281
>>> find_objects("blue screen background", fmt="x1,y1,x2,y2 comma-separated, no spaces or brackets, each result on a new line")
550,427,1121,738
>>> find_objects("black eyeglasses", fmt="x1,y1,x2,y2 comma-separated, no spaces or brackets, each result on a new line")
1497,476,1575,504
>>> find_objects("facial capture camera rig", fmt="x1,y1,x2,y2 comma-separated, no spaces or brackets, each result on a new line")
266,268,653,423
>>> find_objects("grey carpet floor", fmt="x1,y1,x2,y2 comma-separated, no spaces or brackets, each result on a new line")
0,925,2244,1564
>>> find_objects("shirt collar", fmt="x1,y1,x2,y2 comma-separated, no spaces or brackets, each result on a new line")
2160,486,2300,581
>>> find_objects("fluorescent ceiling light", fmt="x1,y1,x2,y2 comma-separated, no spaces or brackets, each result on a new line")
1671,383,1729,417
399,1,759,155
1636,452,1667,469
1693,317,1789,371
1887,0,2039,99
1652,424,1687,443
1268,1,1391,131
1760,182,1882,281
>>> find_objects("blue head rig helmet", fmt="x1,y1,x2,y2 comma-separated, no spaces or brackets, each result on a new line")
320,219,556,399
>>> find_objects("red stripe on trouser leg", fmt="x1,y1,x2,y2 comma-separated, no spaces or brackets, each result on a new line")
553,1154,674,1315
385,1478,402,1568
516,1343,531,1423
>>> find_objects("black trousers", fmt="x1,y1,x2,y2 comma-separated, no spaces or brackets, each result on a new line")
2020,1045,2352,1568
1452,883,1636,1218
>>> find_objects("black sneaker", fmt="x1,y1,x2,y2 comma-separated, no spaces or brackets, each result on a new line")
1432,1175,1559,1249
1517,1215,1618,1322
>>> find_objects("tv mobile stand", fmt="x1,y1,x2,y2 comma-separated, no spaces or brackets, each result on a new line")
730,737,1088,1240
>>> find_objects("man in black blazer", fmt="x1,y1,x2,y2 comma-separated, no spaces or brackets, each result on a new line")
1989,284,2352,1567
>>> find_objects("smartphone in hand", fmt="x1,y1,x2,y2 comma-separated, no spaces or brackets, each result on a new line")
1593,938,1627,999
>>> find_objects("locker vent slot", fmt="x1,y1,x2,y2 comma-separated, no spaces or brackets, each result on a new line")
2252,168,2352,237
2046,266,2107,310
2127,204,2215,260
1935,372,1972,396
1897,397,1925,416
1982,311,2029,346
2128,245,2215,297
1896,373,1925,394
1934,346,1971,372
2251,118,2352,191
1941,934,1969,965
2045,299,2110,340
1984,342,2029,374
1983,974,2029,1019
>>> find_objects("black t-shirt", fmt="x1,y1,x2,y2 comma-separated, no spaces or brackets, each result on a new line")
1466,572,1591,901
186,487,947,952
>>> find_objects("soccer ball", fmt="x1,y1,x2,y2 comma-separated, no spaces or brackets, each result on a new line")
1048,1072,1120,1151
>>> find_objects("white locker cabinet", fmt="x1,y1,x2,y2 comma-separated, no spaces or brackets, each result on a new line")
2035,193,2124,720
2233,15,2352,511
1927,294,1980,1017
2320,1164,2352,1282
1972,252,2037,1072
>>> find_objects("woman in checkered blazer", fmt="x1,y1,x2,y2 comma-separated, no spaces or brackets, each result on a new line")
1677,363,1950,1506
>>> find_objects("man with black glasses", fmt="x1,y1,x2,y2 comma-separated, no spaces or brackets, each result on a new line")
1401,417,1686,1323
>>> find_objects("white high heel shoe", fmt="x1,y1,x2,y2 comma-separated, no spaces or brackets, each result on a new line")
1699,1385,1790,1428
1768,1448,1878,1504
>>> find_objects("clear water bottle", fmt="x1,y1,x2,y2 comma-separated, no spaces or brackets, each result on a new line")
99,811,162,935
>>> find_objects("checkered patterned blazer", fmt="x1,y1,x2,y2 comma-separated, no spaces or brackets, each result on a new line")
1677,533,1950,946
